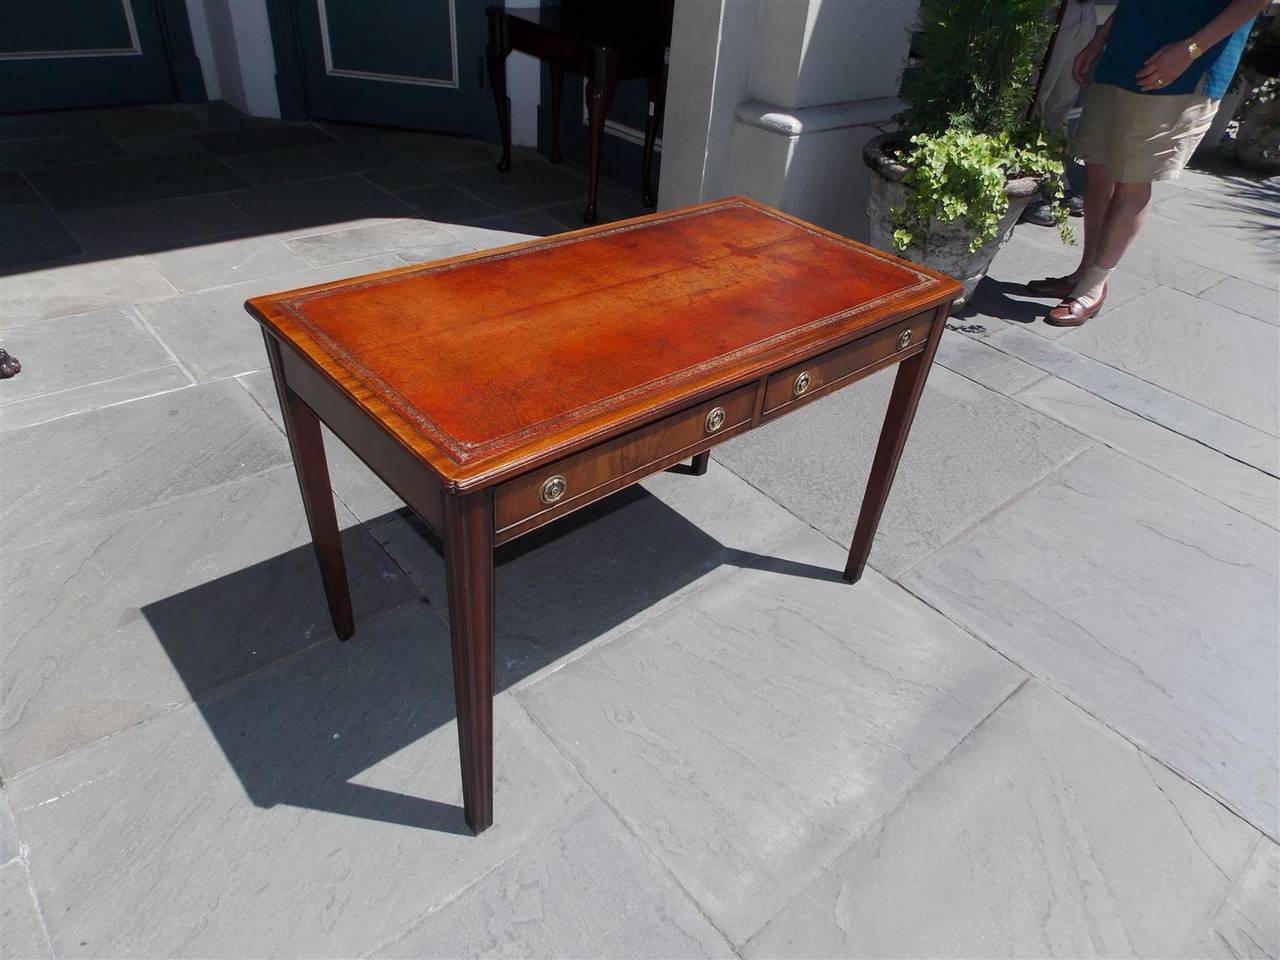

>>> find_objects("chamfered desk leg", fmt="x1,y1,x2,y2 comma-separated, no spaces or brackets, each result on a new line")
844,305,949,584
443,490,496,834
263,332,355,640
690,451,711,476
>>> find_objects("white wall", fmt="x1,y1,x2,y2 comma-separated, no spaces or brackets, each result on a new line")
660,0,919,241
185,0,280,118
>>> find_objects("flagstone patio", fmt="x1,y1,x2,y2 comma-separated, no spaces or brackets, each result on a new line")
0,102,1276,959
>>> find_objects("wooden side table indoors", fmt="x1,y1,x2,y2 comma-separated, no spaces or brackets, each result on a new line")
246,197,961,834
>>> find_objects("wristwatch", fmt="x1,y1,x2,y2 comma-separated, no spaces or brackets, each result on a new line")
1187,39,1204,60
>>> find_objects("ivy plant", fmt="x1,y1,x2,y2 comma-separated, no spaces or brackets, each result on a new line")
891,124,1072,253
890,0,1073,252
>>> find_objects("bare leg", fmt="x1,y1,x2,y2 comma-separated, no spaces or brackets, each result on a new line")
1093,180,1152,269
1073,161,1116,276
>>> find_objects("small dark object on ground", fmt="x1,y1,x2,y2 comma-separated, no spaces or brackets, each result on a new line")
0,349,20,379
946,322,988,335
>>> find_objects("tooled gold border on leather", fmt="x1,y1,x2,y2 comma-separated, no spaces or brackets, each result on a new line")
274,201,937,465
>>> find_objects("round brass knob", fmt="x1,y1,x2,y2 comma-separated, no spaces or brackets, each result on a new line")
793,371,812,397
705,406,726,433
898,329,913,350
539,474,567,505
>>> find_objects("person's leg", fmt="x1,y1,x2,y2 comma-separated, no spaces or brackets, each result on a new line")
1074,160,1116,278
1093,179,1152,269
1050,176,1150,325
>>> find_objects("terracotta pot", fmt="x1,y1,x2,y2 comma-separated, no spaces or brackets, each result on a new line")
862,133,1043,306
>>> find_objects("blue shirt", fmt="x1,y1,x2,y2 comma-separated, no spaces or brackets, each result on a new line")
1093,0,1254,98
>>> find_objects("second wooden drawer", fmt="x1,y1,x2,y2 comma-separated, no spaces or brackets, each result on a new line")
494,384,756,540
762,311,931,417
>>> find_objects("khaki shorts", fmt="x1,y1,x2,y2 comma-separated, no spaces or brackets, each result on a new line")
1072,82,1219,182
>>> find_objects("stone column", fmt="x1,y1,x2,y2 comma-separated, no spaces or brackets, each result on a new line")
659,0,918,241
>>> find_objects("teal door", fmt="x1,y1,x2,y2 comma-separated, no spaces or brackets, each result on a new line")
0,1,176,113
294,0,488,135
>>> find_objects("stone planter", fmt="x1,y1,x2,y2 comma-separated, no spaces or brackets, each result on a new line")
862,133,1043,306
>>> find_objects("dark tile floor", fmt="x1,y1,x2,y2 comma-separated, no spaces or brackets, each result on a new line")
0,100,646,277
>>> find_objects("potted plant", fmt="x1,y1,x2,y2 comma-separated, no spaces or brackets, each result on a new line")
864,0,1071,304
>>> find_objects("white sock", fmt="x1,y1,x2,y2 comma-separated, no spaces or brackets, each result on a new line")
1071,264,1113,305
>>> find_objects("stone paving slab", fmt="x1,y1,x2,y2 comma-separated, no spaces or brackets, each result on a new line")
745,681,1261,959
904,446,1280,836
24,152,250,212
0,862,51,960
379,800,736,959
988,325,1279,475
55,193,254,256
219,139,405,187
0,379,290,551
934,328,1049,395
145,233,309,293
282,219,467,267
224,174,417,238
714,364,1090,579
234,369,406,523
1199,276,1278,327
0,793,18,865
1209,840,1280,960
369,460,810,690
5,603,593,958
1054,285,1279,436
1017,218,1231,296
974,230,1157,325
0,254,176,327
0,200,80,270
0,466,415,775
136,254,405,382
517,529,1025,946
1018,376,1278,528
0,307,187,426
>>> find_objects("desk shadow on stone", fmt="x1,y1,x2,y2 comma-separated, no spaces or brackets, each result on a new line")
142,483,837,835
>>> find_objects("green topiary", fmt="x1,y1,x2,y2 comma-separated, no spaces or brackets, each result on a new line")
890,0,1072,252
900,0,1056,138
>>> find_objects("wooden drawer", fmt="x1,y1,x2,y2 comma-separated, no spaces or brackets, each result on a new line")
495,384,756,541
762,312,932,417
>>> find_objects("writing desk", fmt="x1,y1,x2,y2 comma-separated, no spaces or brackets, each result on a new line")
246,197,961,834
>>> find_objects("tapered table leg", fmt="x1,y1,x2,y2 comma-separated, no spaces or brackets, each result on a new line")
690,451,710,476
263,332,354,639
443,490,496,834
844,307,949,583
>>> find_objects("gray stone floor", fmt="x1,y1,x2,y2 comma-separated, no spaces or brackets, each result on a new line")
0,102,1276,959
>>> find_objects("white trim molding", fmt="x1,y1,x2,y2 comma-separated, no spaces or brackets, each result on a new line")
0,0,142,61
316,0,459,89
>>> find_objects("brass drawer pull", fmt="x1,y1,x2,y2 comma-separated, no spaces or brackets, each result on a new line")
898,328,913,350
793,371,812,397
539,474,567,505
705,406,726,433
